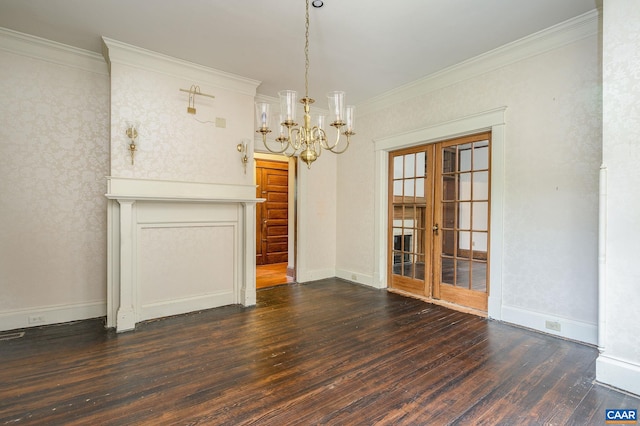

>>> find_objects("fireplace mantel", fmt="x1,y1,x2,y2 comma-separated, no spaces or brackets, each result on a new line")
106,177,263,332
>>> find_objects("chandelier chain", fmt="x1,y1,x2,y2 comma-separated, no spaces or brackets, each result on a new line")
304,0,310,98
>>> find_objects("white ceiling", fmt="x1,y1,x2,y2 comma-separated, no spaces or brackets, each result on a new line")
0,0,597,105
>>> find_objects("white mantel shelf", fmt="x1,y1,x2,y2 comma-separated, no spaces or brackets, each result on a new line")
106,194,264,204
106,176,260,201
106,177,261,332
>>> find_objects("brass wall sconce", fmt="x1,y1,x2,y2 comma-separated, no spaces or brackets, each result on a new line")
125,122,138,165
237,139,250,174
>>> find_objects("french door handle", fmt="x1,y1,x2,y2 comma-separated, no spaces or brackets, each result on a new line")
432,223,439,235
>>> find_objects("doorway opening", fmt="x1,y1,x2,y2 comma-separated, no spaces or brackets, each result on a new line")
388,132,491,314
255,155,296,288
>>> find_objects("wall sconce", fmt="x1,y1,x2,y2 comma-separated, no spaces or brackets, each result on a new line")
179,85,215,115
125,122,138,165
237,139,250,174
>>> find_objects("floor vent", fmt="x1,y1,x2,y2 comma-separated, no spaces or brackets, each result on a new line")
0,332,25,341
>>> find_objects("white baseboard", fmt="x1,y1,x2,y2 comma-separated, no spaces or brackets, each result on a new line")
335,269,375,287
0,301,106,332
501,304,597,345
297,268,336,283
139,292,236,322
597,354,640,397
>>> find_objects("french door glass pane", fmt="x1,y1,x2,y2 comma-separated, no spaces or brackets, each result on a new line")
443,176,456,201
416,151,426,177
442,230,455,256
394,156,403,179
473,141,489,170
405,154,415,178
459,202,471,229
404,179,415,197
416,178,425,198
394,180,402,196
456,260,470,288
441,257,454,284
458,231,471,256
443,148,456,173
443,203,456,229
472,202,489,231
471,262,487,292
472,232,488,253
473,171,489,199
459,172,472,200
458,144,473,172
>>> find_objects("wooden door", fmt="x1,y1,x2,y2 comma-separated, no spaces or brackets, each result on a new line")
433,133,491,311
388,145,434,295
256,160,289,265
388,132,491,313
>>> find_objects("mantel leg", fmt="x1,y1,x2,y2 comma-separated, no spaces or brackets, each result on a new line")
241,202,257,306
116,199,136,332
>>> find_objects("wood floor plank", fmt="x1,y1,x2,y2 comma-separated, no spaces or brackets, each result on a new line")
1,278,638,425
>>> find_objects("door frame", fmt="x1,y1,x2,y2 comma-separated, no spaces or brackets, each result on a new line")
254,152,297,280
373,108,506,320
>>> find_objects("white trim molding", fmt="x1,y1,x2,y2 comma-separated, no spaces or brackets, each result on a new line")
0,301,106,332
598,164,607,352
502,305,598,345
335,269,375,287
372,107,507,319
597,355,640,397
102,37,260,96
0,27,108,75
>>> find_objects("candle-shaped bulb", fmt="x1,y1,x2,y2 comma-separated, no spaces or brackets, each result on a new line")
278,90,297,123
327,91,346,124
255,102,270,130
345,105,355,133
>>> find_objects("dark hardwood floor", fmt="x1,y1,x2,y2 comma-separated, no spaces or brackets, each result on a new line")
1,279,638,425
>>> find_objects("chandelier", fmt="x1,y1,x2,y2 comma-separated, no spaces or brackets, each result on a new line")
255,0,355,168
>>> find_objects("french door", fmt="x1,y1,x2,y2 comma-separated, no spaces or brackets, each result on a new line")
388,132,491,312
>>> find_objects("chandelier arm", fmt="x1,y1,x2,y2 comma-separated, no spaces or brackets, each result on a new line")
320,125,345,151
260,134,291,155
326,136,351,154
321,127,353,154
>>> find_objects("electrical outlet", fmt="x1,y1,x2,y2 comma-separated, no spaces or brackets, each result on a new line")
28,315,45,325
351,274,358,281
215,117,226,128
545,320,561,332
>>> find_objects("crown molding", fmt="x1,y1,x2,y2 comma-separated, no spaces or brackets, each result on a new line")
102,37,260,97
357,9,600,116
0,27,108,75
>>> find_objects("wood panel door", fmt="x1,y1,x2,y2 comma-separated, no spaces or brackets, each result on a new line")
256,160,289,265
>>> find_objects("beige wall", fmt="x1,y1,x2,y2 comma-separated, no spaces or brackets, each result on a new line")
337,15,602,342
596,0,640,396
0,33,110,329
